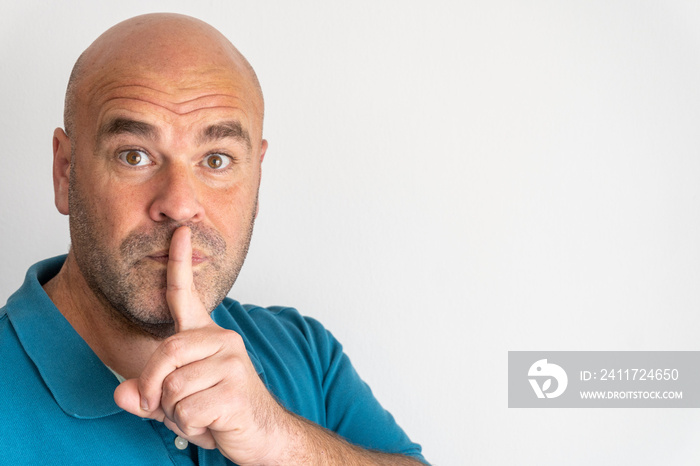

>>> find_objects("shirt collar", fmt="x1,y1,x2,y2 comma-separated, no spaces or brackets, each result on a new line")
5,255,265,419
5,255,123,419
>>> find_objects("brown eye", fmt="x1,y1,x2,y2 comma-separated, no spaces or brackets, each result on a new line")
203,154,231,170
118,149,150,166
125,151,141,165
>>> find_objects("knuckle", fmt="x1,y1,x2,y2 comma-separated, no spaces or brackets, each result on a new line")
160,335,186,358
162,373,183,400
180,424,203,438
223,329,244,349
174,400,194,427
166,278,191,292
198,436,217,450
228,359,247,380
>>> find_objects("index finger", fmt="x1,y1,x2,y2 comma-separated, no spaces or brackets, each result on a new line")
167,226,211,332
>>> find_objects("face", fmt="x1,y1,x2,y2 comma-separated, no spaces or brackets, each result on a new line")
55,47,266,339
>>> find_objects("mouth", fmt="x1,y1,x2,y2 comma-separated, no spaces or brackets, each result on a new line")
146,250,208,265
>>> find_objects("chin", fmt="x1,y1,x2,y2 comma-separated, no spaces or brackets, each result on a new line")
133,320,177,340
110,294,173,337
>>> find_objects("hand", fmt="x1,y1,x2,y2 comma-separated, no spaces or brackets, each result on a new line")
114,226,291,464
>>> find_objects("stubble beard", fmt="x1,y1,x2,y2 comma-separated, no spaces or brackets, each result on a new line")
67,161,256,339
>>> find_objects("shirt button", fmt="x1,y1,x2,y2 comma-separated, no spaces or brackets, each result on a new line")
174,436,189,450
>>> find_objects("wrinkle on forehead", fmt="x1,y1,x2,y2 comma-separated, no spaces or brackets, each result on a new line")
99,94,249,117
91,74,251,111
65,13,264,139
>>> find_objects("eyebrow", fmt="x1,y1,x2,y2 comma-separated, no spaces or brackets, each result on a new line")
97,117,159,142
198,121,251,150
96,117,252,150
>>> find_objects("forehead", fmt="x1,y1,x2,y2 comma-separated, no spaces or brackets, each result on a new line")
79,61,262,143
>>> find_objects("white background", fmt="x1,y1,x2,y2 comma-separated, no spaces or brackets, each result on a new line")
2,1,700,464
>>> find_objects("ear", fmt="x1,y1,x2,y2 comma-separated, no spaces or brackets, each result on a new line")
259,139,267,164
53,128,72,215
255,139,268,219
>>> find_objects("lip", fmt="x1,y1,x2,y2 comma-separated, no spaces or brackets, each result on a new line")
146,250,208,265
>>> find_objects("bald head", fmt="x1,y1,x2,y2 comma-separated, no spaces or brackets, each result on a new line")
64,13,263,139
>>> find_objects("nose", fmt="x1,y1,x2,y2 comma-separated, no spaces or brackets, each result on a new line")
148,162,204,224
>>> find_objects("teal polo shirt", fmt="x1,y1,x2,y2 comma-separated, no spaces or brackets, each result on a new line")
0,256,425,465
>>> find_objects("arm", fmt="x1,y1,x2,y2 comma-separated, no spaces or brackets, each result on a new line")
113,227,425,465
280,412,425,465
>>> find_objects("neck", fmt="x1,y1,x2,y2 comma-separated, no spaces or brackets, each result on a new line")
42,251,161,379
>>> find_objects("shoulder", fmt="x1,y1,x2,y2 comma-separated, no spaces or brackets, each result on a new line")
248,303,329,338
211,299,345,385
212,299,342,423
213,298,339,356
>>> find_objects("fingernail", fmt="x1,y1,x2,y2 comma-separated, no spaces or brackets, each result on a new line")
141,397,149,411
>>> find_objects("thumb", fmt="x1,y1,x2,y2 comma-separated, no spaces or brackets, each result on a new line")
167,226,211,332
114,379,165,421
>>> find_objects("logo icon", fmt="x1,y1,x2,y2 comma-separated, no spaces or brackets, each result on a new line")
528,359,568,399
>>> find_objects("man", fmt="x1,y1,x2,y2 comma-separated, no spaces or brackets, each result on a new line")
0,13,426,465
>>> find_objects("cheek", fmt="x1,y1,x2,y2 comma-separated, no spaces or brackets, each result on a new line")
203,183,257,238
92,179,151,242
